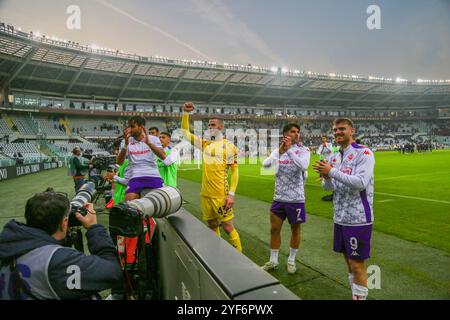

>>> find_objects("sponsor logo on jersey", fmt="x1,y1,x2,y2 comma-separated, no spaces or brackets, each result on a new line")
278,159,294,165
129,149,151,155
341,167,353,175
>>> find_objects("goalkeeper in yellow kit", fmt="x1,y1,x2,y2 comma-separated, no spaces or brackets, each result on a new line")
181,102,242,252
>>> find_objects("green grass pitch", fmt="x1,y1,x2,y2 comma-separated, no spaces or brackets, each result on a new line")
179,150,450,254
1,150,449,299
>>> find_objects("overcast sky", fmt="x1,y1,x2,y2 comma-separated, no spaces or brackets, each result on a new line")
1,0,449,80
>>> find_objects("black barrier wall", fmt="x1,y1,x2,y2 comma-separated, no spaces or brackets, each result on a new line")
0,162,63,181
157,209,300,300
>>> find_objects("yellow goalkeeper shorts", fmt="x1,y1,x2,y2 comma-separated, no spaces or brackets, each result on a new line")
201,196,234,223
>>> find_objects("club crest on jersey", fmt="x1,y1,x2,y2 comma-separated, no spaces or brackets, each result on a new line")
348,154,355,161
364,150,371,156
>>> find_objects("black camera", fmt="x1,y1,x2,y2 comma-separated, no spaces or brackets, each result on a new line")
68,181,96,227
82,150,116,171
91,155,116,171
109,187,183,237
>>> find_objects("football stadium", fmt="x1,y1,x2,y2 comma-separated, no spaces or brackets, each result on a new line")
0,2,449,301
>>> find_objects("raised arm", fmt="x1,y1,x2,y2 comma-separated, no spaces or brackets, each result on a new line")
162,148,179,166
181,102,206,150
286,147,310,171
262,149,280,168
142,127,166,160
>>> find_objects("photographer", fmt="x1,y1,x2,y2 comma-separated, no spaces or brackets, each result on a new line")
68,147,92,192
0,192,122,300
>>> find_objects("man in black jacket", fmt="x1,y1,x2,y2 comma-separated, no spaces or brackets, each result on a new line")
0,192,122,300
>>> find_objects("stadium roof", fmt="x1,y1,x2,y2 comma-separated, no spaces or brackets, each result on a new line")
1,23,450,110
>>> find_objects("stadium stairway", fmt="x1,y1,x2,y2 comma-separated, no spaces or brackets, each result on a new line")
27,114,40,135
2,113,20,138
40,142,60,160
59,118,73,137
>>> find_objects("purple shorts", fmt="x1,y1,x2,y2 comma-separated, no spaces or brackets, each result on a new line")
126,177,164,194
333,223,372,260
270,201,306,225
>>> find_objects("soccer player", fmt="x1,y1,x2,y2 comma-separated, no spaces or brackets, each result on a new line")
317,135,333,160
149,127,159,137
117,116,166,201
181,102,242,252
313,118,375,300
106,138,130,205
261,124,310,274
157,132,179,188
318,135,334,202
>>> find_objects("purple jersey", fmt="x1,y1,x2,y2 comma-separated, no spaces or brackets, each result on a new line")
322,142,375,226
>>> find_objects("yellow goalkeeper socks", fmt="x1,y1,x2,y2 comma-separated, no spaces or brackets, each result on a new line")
228,229,242,252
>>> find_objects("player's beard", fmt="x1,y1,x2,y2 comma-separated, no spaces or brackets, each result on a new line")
208,129,223,141
334,134,347,146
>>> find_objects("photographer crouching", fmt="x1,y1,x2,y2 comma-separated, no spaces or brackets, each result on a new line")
0,191,122,300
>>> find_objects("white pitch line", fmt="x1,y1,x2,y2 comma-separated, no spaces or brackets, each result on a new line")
375,192,450,205
376,171,450,181
377,199,394,203
240,174,450,205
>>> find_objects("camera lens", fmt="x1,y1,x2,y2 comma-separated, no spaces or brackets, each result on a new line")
71,181,96,209
128,186,182,218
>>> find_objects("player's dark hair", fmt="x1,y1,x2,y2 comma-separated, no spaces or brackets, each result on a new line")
160,132,171,138
149,127,159,133
25,193,70,235
333,118,354,128
128,116,146,127
282,123,300,134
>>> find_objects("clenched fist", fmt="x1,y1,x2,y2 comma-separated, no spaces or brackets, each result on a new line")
183,102,195,113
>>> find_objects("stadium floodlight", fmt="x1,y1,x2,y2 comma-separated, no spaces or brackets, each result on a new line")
271,66,278,73
395,77,407,83
90,43,99,51
329,73,336,77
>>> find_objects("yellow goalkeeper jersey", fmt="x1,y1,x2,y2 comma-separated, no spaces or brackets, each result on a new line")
182,113,239,198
